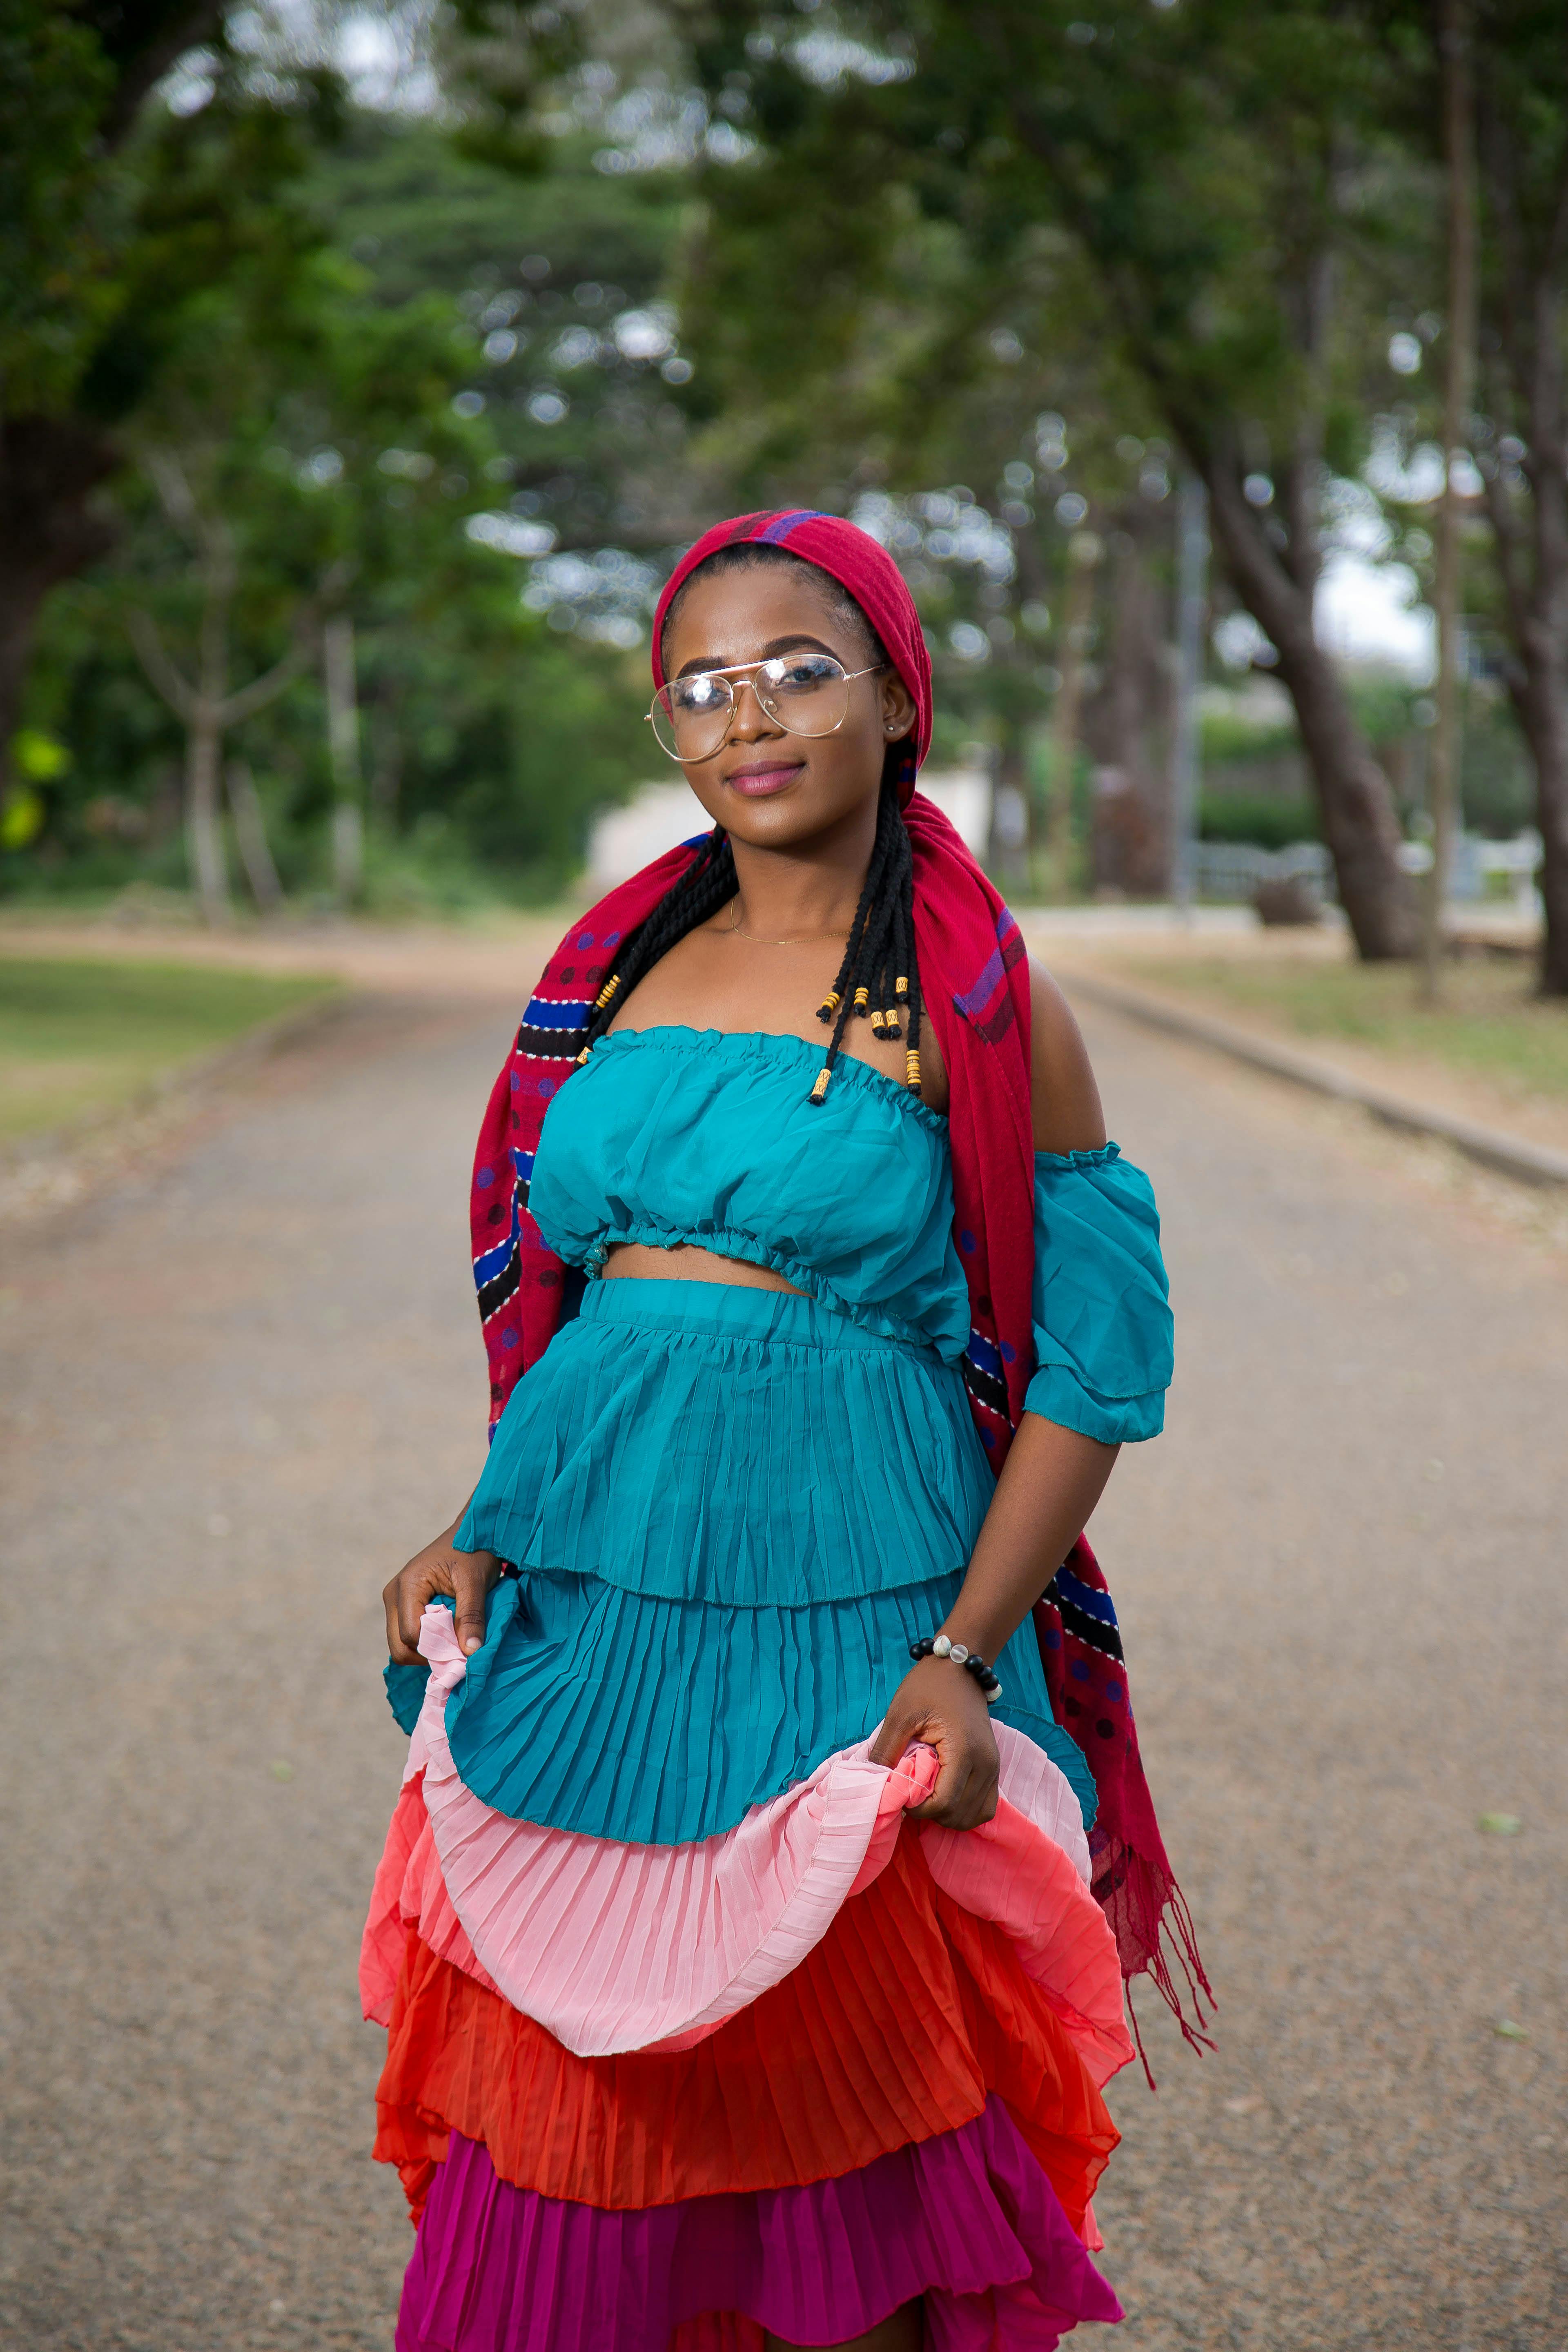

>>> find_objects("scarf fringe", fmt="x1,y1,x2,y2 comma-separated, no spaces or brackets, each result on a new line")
1093,1837,1216,2089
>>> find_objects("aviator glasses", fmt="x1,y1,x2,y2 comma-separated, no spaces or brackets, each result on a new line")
647,653,885,765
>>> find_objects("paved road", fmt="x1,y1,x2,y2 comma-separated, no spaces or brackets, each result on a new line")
2,972,1564,2352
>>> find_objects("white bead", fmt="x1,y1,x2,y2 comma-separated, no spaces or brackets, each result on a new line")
986,1684,1003,1705
950,1643,969,1664
932,1634,952,1657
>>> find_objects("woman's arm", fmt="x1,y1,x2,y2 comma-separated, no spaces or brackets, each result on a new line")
383,1494,500,1665
868,962,1118,1827
867,1417,1116,1824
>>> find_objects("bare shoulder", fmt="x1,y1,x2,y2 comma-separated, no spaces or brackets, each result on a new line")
1028,958,1107,1154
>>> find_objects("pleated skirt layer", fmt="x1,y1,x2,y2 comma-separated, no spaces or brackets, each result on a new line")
375,1829,1119,2236
371,1279,1128,2344
393,1281,1096,1843
458,1279,996,1609
396,2109,1122,2352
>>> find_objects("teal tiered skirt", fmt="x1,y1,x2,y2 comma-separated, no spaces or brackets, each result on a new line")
386,1278,1096,1843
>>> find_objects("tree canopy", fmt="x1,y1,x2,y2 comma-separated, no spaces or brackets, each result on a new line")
4,0,1568,989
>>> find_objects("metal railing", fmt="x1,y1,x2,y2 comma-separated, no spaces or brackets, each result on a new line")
1189,841,1336,903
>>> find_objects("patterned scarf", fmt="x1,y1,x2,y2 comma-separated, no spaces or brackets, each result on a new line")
468,800,1209,2062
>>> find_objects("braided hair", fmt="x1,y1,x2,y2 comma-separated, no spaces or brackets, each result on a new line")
577,544,925,1104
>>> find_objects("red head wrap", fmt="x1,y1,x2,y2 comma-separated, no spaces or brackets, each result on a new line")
650,510,933,804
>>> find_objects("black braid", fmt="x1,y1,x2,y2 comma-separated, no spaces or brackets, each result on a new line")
810,779,908,1102
577,768,924,1104
577,539,926,1101
577,829,738,1056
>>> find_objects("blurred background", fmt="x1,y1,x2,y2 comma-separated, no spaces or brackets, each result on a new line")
2,0,1561,943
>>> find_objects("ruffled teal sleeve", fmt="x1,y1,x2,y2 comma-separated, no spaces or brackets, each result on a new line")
1025,1143,1174,1445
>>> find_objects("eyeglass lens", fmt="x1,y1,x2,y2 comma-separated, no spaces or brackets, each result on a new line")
650,655,852,761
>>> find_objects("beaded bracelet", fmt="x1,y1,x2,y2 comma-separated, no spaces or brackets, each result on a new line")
908,1633,1003,1706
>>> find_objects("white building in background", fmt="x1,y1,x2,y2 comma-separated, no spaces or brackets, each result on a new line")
584,767,993,894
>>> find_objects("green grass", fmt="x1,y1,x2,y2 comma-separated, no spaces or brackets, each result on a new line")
0,956,339,1143
1114,951,1568,1107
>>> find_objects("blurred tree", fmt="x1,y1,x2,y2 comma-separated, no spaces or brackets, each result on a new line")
0,3,347,813
126,451,336,923
303,113,715,568
1465,7,1568,993
1372,0,1568,994
13,100,674,904
648,0,1419,955
90,205,505,916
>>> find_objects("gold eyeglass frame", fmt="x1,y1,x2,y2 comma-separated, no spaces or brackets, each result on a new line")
644,655,886,766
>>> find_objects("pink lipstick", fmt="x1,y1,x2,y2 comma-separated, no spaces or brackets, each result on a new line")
724,760,805,798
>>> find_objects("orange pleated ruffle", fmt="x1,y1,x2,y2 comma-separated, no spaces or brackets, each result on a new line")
375,1824,1118,2239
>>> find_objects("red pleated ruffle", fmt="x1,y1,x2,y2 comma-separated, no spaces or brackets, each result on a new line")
376,1825,1118,2240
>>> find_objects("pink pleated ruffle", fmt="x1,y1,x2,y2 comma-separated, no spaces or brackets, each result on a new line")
363,1604,1127,2077
396,2104,1122,2352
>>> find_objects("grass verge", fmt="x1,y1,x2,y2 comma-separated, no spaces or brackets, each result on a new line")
1102,950,1568,1109
0,955,340,1144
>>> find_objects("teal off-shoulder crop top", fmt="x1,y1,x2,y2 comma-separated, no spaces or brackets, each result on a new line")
530,1026,1173,1443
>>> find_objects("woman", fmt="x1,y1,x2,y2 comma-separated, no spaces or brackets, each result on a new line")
364,510,1197,2352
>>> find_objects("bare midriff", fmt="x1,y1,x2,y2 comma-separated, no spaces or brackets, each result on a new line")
601,1241,806,1296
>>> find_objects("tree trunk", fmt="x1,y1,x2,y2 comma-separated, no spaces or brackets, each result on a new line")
1203,466,1418,958
1082,509,1174,898
988,723,1030,889
1541,780,1568,994
1423,0,1478,1004
1472,82,1568,998
226,759,284,912
324,612,364,905
1044,534,1099,892
0,416,119,822
1506,659,1568,994
185,705,229,925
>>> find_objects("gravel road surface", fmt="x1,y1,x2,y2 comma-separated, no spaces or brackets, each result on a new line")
2,971,1563,2352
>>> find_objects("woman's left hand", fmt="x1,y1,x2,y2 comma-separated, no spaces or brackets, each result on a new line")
868,1656,1000,1829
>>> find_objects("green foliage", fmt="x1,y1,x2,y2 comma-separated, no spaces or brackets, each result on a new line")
1,10,345,424
1201,706,1301,762
14,110,679,900
669,0,1405,490
0,3,119,409
1198,793,1321,850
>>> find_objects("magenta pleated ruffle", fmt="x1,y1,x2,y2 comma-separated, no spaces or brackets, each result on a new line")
396,2103,1122,2352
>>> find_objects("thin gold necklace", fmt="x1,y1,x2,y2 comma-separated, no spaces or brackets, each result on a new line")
726,903,850,949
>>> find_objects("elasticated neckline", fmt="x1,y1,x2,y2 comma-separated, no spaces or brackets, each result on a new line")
528,1023,970,1362
599,1023,950,1131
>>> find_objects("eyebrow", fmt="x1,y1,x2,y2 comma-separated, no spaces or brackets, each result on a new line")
674,632,842,680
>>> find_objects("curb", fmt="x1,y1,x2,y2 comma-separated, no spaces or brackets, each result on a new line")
1056,967,1568,1192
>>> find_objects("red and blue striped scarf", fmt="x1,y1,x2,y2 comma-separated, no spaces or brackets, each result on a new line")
468,791,1210,2061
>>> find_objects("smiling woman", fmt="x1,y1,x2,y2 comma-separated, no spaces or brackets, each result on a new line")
367,510,1198,2352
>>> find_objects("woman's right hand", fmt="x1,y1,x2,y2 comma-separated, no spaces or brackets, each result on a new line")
383,1525,501,1665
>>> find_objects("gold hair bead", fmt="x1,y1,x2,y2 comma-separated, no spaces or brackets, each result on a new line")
817,989,842,1022
869,1007,887,1037
886,1015,902,1040
895,975,909,999
576,1046,592,1064
853,985,870,1014
905,1048,921,1090
809,1066,832,1103
594,973,621,1011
